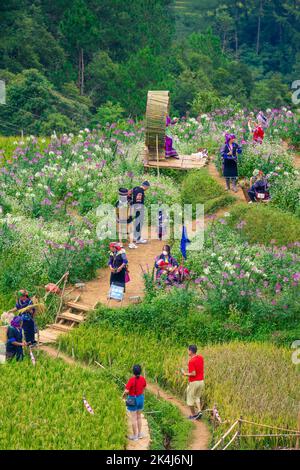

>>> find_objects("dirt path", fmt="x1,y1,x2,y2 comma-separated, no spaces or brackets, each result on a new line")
40,344,150,451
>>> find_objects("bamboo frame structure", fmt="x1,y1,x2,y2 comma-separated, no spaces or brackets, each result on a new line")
145,90,170,162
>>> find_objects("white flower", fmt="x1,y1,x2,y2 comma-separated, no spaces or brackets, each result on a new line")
224,212,230,217
204,267,210,275
78,188,84,193
211,253,216,257
218,256,223,261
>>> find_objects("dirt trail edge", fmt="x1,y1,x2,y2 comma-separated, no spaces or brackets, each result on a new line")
146,382,210,450
40,345,150,451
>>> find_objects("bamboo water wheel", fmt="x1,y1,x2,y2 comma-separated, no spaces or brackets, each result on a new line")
145,91,170,161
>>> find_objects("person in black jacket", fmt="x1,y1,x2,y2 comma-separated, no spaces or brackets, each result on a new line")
108,242,128,290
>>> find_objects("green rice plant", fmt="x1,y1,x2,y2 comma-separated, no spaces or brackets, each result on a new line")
0,353,127,450
228,203,300,245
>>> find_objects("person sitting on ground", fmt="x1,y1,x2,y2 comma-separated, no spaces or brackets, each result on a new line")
221,134,242,192
181,344,204,421
108,242,129,292
6,316,28,361
115,187,133,247
248,170,270,203
131,181,150,246
122,364,147,442
15,290,37,346
155,245,180,284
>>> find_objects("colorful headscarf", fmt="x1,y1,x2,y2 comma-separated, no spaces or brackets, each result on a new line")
11,316,22,328
225,133,236,145
109,242,123,251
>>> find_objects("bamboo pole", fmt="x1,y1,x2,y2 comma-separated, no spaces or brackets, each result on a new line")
211,420,240,450
54,272,68,323
296,411,300,449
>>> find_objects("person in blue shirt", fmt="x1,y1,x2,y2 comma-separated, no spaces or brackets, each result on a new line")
16,290,37,346
6,316,28,361
220,134,242,192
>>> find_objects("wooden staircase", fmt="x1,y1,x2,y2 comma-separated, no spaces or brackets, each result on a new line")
39,299,94,344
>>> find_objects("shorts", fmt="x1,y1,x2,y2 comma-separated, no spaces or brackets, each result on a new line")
127,394,145,412
186,381,204,407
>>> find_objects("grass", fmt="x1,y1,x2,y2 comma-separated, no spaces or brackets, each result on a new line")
0,135,50,160
59,324,299,449
0,352,127,450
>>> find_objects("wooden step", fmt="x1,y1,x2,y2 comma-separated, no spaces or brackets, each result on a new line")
66,301,92,313
50,324,73,333
57,312,85,323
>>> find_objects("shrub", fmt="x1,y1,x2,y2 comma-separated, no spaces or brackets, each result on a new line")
0,353,127,450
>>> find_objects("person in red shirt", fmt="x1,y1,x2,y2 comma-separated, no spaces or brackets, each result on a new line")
248,120,265,143
182,345,204,420
123,364,147,441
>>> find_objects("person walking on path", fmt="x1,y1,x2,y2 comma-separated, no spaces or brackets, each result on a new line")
108,242,129,291
221,133,242,192
6,316,28,361
181,344,204,420
123,364,147,441
131,181,150,245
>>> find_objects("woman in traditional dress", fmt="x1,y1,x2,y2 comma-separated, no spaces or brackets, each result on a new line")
248,119,265,143
108,242,128,291
221,134,242,192
155,245,179,284
165,116,179,159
